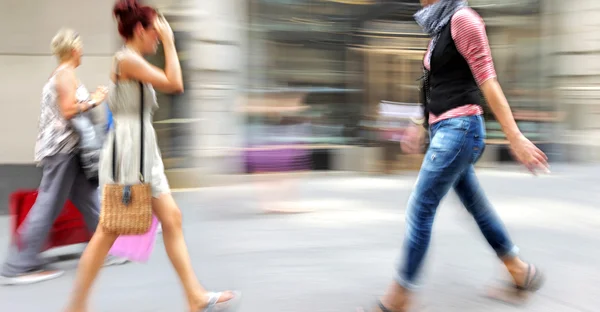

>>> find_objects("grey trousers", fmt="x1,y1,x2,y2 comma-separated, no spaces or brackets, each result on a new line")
1,153,100,277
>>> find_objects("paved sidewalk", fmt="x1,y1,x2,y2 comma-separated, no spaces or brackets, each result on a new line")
0,167,599,311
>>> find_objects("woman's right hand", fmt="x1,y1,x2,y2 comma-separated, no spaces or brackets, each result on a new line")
121,14,183,94
508,133,550,175
154,15,174,43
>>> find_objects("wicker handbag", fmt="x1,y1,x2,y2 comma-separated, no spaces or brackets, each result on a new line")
99,81,152,235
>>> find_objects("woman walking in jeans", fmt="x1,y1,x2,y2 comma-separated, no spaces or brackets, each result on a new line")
360,0,548,311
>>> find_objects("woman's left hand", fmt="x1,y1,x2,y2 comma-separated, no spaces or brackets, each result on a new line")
401,124,426,154
90,86,108,103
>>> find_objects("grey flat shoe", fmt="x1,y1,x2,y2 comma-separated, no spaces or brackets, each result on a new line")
486,264,545,305
356,299,404,312
514,264,545,292
0,269,64,286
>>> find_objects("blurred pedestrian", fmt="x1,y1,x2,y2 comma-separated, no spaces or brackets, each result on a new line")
65,1,239,311
0,28,126,286
359,0,548,311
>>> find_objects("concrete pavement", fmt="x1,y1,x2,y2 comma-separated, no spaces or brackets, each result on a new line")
1,166,599,312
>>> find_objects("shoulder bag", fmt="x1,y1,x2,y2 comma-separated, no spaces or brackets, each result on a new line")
99,74,152,235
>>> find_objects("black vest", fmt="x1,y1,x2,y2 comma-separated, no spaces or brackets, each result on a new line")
422,18,482,117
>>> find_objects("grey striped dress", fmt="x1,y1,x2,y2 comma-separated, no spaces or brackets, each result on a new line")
99,49,171,198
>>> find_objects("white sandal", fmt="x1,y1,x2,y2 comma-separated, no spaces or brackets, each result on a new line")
203,291,241,312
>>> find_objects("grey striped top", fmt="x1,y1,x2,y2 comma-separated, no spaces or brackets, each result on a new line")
34,69,87,163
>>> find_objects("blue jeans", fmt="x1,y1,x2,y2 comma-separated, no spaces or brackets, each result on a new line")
396,115,518,289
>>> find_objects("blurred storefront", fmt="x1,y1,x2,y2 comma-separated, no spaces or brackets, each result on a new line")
165,0,600,185
243,0,569,173
244,0,432,173
473,0,563,162
152,0,248,187
1,0,600,207
244,0,367,172
548,0,600,162
150,0,600,182
157,0,600,181
357,0,566,166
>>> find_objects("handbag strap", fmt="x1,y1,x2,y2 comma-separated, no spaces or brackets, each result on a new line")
111,55,145,183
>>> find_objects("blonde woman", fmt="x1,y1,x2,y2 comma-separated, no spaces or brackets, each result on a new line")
0,28,125,286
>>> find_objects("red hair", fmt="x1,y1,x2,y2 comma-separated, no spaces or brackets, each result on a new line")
113,0,157,39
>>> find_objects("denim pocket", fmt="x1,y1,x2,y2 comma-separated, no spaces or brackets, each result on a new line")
424,118,470,171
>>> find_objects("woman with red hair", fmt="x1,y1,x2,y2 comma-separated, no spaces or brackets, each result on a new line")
66,1,240,311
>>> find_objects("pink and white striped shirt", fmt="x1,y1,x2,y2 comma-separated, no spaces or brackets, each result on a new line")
424,7,496,124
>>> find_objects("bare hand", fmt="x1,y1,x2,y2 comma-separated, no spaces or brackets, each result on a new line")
154,15,174,43
509,134,550,175
401,125,425,154
90,86,108,103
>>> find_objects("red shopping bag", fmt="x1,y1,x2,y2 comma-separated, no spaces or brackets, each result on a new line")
9,189,92,251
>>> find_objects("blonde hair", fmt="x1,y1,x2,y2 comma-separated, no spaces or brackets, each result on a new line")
50,28,82,61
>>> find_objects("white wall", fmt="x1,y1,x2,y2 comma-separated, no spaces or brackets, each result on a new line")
551,0,600,132
0,0,119,163
187,0,246,174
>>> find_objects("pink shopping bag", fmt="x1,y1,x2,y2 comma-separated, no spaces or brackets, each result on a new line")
109,215,159,262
